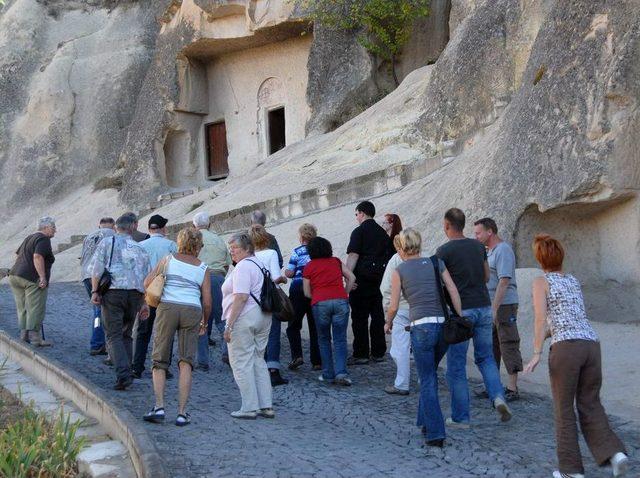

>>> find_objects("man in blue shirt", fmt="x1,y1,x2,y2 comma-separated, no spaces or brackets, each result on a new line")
132,215,177,378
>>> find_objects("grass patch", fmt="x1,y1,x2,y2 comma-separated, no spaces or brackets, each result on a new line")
0,387,86,478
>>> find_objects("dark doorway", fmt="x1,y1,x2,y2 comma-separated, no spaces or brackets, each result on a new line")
268,107,286,155
206,121,229,180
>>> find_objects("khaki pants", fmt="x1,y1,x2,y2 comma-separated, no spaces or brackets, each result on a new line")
492,304,523,374
151,302,200,370
549,340,626,474
228,306,272,412
8,275,48,331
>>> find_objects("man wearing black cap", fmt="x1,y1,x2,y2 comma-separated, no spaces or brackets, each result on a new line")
132,215,177,378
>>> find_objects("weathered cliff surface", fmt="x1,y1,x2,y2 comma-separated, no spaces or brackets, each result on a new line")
1,0,639,322
0,0,161,214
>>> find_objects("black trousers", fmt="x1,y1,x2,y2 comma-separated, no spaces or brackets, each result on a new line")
286,283,321,366
349,291,386,359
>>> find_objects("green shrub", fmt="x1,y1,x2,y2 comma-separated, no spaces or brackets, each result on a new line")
0,406,86,478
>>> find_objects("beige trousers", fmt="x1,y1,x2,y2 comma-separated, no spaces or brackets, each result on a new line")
228,306,273,412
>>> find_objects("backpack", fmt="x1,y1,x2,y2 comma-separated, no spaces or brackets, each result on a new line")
246,260,284,315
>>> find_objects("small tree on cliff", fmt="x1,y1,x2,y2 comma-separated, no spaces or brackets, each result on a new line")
299,0,430,86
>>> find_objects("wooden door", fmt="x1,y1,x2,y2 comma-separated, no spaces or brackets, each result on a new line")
206,121,229,179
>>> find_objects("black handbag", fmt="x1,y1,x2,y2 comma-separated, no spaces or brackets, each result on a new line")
430,256,474,344
96,237,115,296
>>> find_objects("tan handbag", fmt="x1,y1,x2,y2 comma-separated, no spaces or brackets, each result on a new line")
145,255,171,307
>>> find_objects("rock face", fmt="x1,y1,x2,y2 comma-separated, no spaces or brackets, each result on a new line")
1,0,639,322
0,0,160,216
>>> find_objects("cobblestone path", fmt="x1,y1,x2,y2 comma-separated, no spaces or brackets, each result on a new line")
0,284,637,477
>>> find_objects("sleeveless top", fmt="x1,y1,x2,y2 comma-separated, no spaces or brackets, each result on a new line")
161,256,208,309
545,273,598,345
396,257,446,322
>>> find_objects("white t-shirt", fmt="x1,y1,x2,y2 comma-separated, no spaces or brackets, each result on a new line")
221,256,266,320
254,249,282,282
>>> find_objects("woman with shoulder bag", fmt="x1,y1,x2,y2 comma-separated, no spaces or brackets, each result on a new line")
142,228,211,427
384,228,462,451
223,232,275,419
524,235,628,478
302,236,356,386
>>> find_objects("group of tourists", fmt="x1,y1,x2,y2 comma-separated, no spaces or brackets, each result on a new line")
6,202,629,477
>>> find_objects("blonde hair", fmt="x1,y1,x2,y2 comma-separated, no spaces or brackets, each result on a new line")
299,223,318,243
177,227,203,256
398,227,422,255
393,234,402,252
248,224,271,250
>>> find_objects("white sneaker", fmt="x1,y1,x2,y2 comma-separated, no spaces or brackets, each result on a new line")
493,397,512,422
445,417,471,429
230,410,257,419
611,452,629,477
552,471,584,478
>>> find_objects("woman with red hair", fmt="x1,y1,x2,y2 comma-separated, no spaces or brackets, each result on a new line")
525,234,628,478
382,214,403,243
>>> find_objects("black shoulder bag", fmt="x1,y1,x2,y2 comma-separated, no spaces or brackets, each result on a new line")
96,237,115,296
246,259,291,320
430,255,474,345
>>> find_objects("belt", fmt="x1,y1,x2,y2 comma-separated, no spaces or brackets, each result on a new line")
411,316,445,326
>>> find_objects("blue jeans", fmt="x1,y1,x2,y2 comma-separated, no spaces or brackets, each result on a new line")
83,278,105,350
312,299,350,380
446,306,506,423
265,317,282,369
197,272,225,366
412,322,447,442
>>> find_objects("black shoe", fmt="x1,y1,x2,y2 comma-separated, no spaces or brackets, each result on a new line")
165,369,174,380
269,369,289,386
196,364,210,372
426,439,444,448
208,338,216,346
131,369,142,379
143,407,165,423
288,357,304,370
371,355,385,363
347,357,369,366
103,358,113,367
114,376,133,390
505,388,520,402
312,364,322,371
221,355,230,366
90,345,107,356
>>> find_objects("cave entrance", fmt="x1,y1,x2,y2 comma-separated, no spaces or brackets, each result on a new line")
267,107,286,155
206,121,229,180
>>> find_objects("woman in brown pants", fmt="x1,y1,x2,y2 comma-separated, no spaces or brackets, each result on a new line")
524,234,628,478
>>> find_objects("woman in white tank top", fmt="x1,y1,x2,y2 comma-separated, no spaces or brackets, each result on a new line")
142,228,212,427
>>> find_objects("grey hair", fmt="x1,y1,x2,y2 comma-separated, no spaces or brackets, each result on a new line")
250,210,266,226
192,212,210,228
228,232,254,254
37,216,56,230
115,214,136,232
122,211,138,223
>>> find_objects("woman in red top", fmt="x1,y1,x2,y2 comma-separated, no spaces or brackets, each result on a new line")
303,237,356,386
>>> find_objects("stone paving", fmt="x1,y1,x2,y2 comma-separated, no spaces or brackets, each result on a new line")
0,283,637,478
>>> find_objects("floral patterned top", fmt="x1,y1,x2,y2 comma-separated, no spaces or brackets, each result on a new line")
545,272,598,345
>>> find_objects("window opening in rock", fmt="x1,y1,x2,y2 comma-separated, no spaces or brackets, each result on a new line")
206,121,229,180
268,107,286,155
